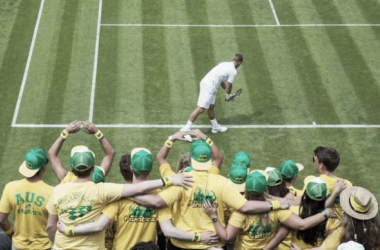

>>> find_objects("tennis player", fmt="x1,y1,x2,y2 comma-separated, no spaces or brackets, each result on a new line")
181,54,243,133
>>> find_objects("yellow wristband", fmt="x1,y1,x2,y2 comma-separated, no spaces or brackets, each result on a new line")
65,225,75,236
4,227,13,236
272,200,281,210
206,137,214,147
94,130,104,140
163,177,173,187
192,232,201,242
60,130,69,140
165,140,174,148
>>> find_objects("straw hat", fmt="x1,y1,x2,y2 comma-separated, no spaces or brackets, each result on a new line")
340,186,378,220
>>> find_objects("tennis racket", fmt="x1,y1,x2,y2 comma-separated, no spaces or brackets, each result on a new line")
229,88,242,101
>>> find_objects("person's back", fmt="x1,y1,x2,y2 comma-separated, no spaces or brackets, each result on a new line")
159,170,246,249
0,148,53,250
203,62,237,91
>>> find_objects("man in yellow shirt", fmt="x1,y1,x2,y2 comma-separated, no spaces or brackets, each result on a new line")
0,148,53,250
134,132,289,250
46,148,193,250
49,120,115,184
311,146,352,220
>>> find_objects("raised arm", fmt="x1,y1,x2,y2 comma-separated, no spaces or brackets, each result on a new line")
202,200,240,242
159,220,219,244
48,121,81,181
57,214,111,236
82,121,115,176
157,131,187,167
281,208,335,231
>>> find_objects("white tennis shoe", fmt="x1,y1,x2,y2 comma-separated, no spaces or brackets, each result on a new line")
211,125,228,133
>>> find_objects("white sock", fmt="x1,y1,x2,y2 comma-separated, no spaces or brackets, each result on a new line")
186,120,193,127
210,119,218,127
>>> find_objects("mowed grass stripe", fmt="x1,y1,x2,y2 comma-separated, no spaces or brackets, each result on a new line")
311,0,380,121
0,0,40,179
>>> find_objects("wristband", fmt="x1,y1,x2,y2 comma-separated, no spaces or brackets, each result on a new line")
272,200,281,210
165,140,174,148
4,227,13,236
94,130,104,140
205,137,214,147
321,210,328,219
192,232,200,242
60,130,69,140
163,177,173,187
65,225,75,236
269,201,273,211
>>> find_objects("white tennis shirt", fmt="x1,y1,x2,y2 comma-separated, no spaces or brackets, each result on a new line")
201,61,238,92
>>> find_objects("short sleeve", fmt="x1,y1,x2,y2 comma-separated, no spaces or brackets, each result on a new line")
221,181,247,210
46,189,58,215
227,70,237,84
276,209,293,222
97,183,123,204
228,211,245,229
157,205,173,222
102,202,119,220
159,163,176,178
158,186,182,207
0,184,11,213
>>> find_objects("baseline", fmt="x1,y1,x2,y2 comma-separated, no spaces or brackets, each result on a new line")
101,23,380,27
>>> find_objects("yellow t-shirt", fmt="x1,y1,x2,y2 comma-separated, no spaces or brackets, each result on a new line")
290,206,342,250
46,182,123,250
158,171,247,249
228,209,292,250
320,175,353,220
159,163,219,178
288,186,303,198
0,179,53,250
102,190,169,250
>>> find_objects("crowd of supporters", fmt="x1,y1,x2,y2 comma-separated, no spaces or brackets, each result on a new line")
0,121,379,250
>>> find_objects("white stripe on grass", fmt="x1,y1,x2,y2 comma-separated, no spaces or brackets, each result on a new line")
11,123,380,129
89,0,103,122
101,23,380,27
11,0,46,126
268,0,280,26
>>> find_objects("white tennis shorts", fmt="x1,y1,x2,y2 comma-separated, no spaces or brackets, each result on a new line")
197,80,217,109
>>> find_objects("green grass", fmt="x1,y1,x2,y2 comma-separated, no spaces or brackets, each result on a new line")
1,0,380,204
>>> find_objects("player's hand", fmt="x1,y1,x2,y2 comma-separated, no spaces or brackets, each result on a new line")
171,131,188,142
334,179,347,194
189,129,207,140
323,208,336,218
201,231,219,245
65,120,81,134
81,121,98,134
202,200,217,217
57,221,66,234
171,173,194,189
275,197,290,209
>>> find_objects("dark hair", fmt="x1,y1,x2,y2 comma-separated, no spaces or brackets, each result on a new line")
119,154,133,182
72,166,93,178
313,147,340,172
283,177,294,184
296,194,327,246
234,53,243,63
177,152,191,173
341,213,380,250
131,241,159,250
267,182,290,198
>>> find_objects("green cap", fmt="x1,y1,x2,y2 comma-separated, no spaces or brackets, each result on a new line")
279,160,304,179
190,140,212,170
233,151,251,169
19,148,48,177
229,164,248,184
265,167,283,186
131,148,153,174
92,166,105,183
305,177,327,201
245,171,267,194
70,151,95,171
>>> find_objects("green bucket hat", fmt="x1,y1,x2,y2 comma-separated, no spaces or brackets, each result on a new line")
265,167,283,187
19,148,48,177
92,166,105,183
190,140,212,170
229,164,248,192
305,177,327,201
279,159,304,179
131,148,153,174
233,151,251,169
70,151,95,171
245,171,268,194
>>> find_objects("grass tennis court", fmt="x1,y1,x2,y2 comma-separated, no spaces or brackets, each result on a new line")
1,0,380,202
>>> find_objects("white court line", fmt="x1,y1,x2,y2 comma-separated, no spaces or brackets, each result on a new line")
101,23,380,27
268,0,280,26
11,0,45,127
89,0,103,122
12,123,380,129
